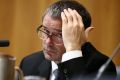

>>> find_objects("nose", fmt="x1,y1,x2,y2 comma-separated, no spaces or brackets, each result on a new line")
45,37,54,46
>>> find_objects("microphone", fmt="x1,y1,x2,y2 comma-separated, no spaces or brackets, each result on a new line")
94,43,120,80
0,40,10,47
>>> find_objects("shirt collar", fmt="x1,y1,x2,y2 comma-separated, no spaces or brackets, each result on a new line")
51,61,58,73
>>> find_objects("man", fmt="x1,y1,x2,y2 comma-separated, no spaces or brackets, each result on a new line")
20,0,117,80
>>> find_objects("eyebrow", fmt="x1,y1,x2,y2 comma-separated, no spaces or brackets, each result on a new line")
43,25,62,33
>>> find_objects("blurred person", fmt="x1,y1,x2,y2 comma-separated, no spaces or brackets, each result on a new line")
20,0,117,80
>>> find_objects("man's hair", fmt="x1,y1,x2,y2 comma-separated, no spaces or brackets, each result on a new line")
42,0,91,29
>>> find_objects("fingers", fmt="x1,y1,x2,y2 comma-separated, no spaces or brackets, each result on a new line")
63,9,73,25
67,8,78,27
73,10,84,30
61,8,84,28
61,12,67,27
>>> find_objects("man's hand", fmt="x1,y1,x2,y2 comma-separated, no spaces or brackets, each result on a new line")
61,8,93,52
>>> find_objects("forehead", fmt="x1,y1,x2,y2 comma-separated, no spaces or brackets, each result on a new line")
42,14,62,30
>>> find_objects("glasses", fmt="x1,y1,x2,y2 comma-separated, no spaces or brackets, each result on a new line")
37,25,63,45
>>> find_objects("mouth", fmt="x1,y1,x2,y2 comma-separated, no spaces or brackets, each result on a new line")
44,48,56,55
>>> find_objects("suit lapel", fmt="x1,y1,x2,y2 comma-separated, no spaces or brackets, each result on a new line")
38,59,51,80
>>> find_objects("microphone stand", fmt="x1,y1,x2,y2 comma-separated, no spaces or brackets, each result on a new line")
94,43,120,80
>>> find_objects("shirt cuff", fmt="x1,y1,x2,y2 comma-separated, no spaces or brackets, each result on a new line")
62,50,83,62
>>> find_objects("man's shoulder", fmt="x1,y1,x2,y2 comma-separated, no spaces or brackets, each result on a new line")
25,51,44,58
21,51,45,63
82,42,109,60
20,51,50,76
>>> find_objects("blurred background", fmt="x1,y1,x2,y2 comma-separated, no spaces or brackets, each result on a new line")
0,0,120,66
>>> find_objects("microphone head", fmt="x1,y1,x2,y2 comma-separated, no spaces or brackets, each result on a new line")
0,40,10,47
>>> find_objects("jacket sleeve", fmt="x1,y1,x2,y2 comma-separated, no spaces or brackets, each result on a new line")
57,42,117,80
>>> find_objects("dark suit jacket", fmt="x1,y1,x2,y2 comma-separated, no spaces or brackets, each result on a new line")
20,42,117,80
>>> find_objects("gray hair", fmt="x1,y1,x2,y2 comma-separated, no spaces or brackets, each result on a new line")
42,0,91,29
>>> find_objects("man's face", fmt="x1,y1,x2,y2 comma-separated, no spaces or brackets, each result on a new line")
42,14,66,63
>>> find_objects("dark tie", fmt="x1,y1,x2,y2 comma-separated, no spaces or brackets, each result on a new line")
53,69,58,80
54,69,66,80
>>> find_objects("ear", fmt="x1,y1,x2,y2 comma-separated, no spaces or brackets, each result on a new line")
85,27,94,39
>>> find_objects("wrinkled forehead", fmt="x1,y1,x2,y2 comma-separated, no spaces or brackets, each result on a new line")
42,14,62,31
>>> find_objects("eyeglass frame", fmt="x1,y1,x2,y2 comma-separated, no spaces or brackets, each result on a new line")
36,25,63,45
